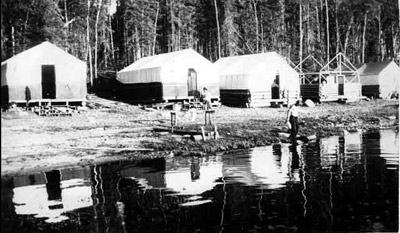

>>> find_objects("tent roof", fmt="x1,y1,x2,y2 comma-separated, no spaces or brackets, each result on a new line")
358,61,394,75
118,48,210,73
215,52,287,75
1,41,85,66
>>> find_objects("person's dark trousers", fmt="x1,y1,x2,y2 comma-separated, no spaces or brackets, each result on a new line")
289,115,299,139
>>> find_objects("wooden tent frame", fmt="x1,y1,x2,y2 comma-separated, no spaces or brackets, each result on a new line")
295,53,361,102
295,55,324,84
319,52,360,85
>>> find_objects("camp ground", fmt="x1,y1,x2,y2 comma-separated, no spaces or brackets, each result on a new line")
215,52,300,108
357,61,400,99
296,53,362,102
116,49,220,106
1,41,87,110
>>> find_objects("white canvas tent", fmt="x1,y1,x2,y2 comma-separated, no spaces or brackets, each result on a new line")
357,61,400,99
1,41,87,107
215,52,300,107
116,49,219,103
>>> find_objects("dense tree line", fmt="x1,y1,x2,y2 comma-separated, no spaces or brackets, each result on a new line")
1,0,399,88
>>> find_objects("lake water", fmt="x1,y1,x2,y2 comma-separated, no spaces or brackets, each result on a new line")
1,130,398,233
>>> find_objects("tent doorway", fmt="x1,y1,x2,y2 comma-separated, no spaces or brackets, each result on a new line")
271,73,280,99
337,75,344,95
42,65,56,99
187,68,198,97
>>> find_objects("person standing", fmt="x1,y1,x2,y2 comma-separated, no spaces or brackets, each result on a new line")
286,100,301,140
202,87,212,110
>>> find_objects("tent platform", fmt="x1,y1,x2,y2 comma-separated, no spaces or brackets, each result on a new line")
33,105,81,116
8,98,86,107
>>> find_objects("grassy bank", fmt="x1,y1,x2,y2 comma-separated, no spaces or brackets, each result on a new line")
1,97,398,176
141,100,399,156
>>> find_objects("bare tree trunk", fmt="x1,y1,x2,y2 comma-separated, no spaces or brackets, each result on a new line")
103,27,108,70
124,23,129,65
261,12,264,52
23,11,31,50
170,0,175,52
299,0,303,68
223,0,235,56
153,2,159,55
214,0,221,59
362,12,367,64
278,0,285,54
307,3,311,55
392,24,399,60
109,14,115,68
177,8,181,50
319,0,325,59
325,0,330,62
11,25,15,55
344,15,353,55
335,0,340,54
378,5,383,61
316,4,321,47
87,0,93,88
355,24,361,64
64,0,68,44
251,0,259,53
94,0,103,87
139,7,144,58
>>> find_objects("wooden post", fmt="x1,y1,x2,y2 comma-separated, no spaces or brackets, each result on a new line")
214,124,219,139
170,111,176,126
201,127,206,141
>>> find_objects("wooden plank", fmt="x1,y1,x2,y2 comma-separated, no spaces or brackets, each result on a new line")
153,126,202,135
59,146,154,151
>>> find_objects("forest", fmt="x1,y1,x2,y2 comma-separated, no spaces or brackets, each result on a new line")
1,0,399,88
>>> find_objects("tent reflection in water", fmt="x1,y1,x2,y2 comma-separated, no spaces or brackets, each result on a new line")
164,157,223,197
222,145,301,187
11,168,93,223
116,49,220,104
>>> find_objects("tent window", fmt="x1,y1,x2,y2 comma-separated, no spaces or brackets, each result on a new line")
42,65,56,99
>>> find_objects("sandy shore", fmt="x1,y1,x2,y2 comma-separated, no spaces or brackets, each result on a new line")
1,96,398,176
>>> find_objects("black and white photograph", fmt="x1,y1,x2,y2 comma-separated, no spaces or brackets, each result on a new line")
1,0,399,232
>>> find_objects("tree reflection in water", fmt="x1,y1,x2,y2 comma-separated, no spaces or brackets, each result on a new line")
1,130,398,232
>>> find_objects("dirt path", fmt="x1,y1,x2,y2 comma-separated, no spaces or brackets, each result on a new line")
1,97,398,176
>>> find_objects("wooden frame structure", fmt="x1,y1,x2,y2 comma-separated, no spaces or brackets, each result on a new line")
295,53,361,102
295,55,324,84
295,55,324,102
319,53,361,101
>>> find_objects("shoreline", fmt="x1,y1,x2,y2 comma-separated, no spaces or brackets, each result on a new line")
1,98,398,177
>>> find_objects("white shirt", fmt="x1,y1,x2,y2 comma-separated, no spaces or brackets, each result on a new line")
287,104,299,121
290,105,299,117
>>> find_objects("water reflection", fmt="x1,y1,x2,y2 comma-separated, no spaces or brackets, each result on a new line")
12,168,93,223
164,156,223,197
1,130,398,232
